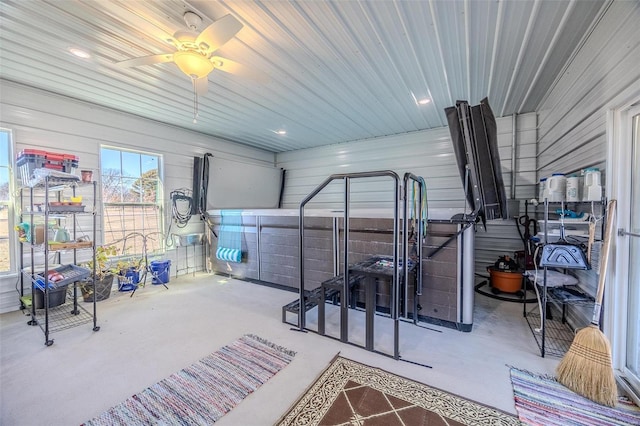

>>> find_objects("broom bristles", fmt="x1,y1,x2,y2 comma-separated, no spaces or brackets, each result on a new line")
556,324,618,407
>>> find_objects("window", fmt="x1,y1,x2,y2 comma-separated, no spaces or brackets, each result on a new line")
0,129,14,273
100,147,163,256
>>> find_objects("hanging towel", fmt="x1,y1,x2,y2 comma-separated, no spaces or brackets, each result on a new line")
216,210,243,263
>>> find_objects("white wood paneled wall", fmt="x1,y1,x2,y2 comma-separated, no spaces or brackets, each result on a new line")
0,81,276,313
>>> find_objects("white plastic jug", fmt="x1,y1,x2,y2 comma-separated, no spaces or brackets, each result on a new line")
547,173,566,202
566,176,581,202
583,168,602,201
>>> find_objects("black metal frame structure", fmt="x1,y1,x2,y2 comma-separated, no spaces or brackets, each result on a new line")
297,170,432,362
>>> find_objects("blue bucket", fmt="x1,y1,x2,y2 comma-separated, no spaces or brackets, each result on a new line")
118,268,140,292
150,260,171,285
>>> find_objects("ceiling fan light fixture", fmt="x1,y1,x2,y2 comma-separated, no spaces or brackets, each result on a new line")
173,51,214,79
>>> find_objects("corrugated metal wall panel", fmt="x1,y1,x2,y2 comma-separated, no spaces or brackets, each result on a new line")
515,113,538,201
537,107,606,157
538,112,607,178
539,138,607,180
277,112,537,278
533,1,640,328
0,82,276,313
537,1,640,181
538,3,639,133
278,114,535,208
475,219,525,275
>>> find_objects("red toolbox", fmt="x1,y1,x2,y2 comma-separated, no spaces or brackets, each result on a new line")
17,149,79,173
17,149,79,184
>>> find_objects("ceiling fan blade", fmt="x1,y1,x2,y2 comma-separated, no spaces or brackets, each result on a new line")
210,56,243,74
211,56,271,84
195,14,243,54
195,77,208,96
116,53,174,68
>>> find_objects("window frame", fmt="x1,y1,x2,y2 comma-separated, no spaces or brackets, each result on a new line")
607,101,640,404
99,146,164,257
0,128,16,275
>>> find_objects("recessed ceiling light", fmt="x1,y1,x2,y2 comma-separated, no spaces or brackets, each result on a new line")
273,129,287,135
69,48,91,59
410,92,432,106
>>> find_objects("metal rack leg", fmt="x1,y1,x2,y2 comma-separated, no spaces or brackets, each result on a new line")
192,245,195,275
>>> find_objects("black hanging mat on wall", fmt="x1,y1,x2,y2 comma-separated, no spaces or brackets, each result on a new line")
445,98,508,224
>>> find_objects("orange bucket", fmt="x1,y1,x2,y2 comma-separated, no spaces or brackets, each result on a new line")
488,268,523,293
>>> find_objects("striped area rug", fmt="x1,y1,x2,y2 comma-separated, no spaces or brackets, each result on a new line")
510,367,640,425
83,335,295,425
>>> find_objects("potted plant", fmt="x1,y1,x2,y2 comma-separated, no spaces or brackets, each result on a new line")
80,245,117,302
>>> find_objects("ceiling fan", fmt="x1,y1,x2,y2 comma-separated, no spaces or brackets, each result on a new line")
116,11,244,121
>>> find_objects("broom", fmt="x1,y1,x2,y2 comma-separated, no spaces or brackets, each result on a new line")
556,199,617,406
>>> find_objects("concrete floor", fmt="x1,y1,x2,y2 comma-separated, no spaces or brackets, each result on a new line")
0,273,559,425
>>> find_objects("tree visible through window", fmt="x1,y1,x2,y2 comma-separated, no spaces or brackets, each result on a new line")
0,129,13,273
100,148,163,256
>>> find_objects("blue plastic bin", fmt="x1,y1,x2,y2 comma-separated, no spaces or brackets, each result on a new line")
150,260,171,285
118,268,140,292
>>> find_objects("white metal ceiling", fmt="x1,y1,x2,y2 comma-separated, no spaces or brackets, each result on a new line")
0,0,606,153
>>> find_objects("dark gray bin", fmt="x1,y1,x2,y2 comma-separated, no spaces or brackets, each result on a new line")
33,284,69,309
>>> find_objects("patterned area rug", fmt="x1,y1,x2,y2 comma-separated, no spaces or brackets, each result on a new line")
278,356,519,426
83,334,295,425
510,367,640,425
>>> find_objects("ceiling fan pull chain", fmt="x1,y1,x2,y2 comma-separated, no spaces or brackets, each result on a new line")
192,78,198,124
